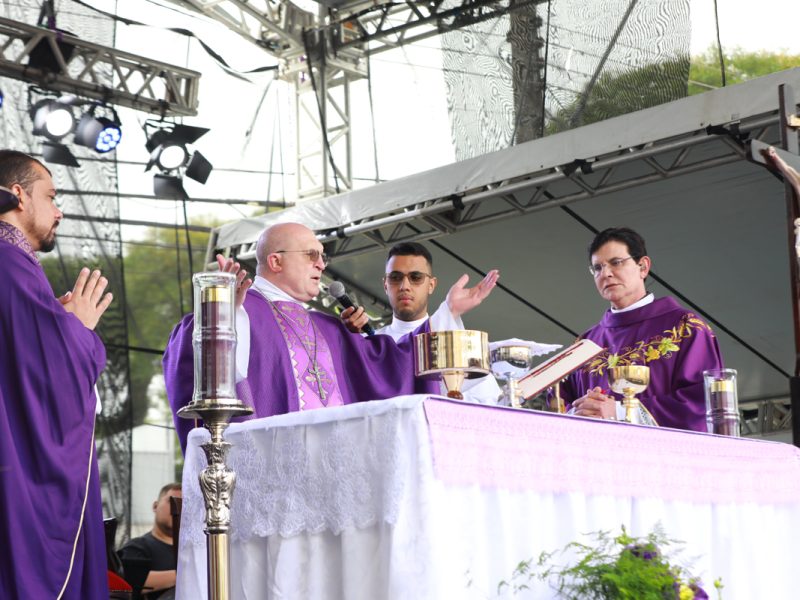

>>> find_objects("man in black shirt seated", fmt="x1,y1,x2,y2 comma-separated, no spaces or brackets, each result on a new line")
119,483,182,599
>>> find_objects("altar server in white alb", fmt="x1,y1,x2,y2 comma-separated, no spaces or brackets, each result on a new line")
343,241,502,404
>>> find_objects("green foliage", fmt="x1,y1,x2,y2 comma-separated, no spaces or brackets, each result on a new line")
546,48,800,134
496,526,721,600
546,58,690,133
689,47,800,95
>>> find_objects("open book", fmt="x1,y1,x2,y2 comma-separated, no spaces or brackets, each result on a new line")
517,339,604,400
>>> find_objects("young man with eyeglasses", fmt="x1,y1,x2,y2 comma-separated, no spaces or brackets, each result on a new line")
164,223,500,451
0,150,113,599
343,242,501,404
562,227,724,432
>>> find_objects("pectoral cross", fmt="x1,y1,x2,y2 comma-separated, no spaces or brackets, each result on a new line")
306,360,331,404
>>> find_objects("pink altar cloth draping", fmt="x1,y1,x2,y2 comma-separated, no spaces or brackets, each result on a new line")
423,399,800,503
177,395,800,600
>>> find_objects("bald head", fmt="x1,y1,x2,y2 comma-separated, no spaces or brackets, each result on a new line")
256,222,326,301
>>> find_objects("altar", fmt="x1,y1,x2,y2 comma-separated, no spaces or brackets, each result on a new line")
177,396,800,599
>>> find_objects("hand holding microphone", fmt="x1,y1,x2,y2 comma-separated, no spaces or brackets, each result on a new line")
329,281,375,336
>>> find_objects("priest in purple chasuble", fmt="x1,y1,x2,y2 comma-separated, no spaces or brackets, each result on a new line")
163,222,500,452
0,151,114,599
562,227,723,432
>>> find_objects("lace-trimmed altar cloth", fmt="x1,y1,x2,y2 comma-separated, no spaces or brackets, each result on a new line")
180,395,433,547
178,396,800,600
180,396,800,549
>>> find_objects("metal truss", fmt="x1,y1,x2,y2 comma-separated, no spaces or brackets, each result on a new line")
310,114,780,260
293,64,356,199
175,0,312,59
740,397,792,438
0,16,200,116
325,0,548,57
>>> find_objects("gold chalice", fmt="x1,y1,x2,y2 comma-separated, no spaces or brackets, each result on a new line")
607,365,650,424
414,330,490,399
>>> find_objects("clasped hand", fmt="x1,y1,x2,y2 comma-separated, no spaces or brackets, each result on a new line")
571,386,616,420
58,268,114,330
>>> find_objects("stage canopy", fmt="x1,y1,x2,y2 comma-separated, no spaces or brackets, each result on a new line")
210,68,800,434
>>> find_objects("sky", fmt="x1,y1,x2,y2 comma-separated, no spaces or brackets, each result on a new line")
23,0,800,238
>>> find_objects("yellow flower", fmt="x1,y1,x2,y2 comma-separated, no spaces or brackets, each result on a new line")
645,347,661,362
678,583,695,600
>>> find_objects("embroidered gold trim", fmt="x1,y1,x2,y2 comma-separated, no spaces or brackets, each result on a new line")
583,313,714,376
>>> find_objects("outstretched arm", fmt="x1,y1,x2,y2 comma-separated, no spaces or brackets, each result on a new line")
762,146,800,199
445,269,500,318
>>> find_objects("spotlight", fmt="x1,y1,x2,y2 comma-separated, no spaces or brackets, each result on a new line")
41,141,79,168
144,122,213,197
74,105,122,154
30,99,76,141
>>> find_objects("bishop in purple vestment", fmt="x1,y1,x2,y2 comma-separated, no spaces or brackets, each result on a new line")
563,228,723,432
0,151,114,599
163,222,499,452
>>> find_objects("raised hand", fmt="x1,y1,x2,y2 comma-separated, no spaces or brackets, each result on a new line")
216,254,253,309
445,269,500,318
61,268,114,330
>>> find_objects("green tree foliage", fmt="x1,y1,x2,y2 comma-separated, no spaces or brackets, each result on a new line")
546,49,800,134
123,225,210,427
41,223,211,433
689,47,800,95
547,58,690,134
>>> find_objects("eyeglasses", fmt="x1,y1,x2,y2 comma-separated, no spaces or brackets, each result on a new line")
589,256,634,278
384,271,433,286
276,249,329,266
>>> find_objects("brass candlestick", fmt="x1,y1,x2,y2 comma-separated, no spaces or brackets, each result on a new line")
177,272,252,600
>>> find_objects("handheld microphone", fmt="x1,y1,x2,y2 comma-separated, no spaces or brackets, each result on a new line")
329,281,375,336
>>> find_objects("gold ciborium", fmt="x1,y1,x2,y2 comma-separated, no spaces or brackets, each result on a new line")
607,365,650,424
414,330,490,399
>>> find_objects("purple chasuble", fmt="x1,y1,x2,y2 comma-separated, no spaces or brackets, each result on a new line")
269,300,343,409
164,289,440,452
560,297,724,432
0,225,108,599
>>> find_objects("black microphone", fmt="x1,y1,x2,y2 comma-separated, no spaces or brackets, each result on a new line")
329,281,375,336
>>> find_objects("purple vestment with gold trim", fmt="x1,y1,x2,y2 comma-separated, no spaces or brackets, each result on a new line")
560,297,724,432
163,289,440,452
0,223,108,599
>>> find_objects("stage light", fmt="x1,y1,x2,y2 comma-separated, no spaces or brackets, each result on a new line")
30,99,76,141
144,122,213,197
41,141,79,167
157,143,189,170
74,105,122,154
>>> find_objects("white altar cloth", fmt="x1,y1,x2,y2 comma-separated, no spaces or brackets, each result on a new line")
177,395,800,599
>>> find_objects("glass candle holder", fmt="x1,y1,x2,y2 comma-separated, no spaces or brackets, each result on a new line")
192,272,237,405
703,368,740,437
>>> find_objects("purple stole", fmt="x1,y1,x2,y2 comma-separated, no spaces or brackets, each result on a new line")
269,300,343,410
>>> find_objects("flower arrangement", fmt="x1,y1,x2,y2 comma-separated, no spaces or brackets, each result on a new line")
496,526,723,599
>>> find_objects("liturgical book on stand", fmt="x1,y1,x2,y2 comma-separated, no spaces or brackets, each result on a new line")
517,339,604,399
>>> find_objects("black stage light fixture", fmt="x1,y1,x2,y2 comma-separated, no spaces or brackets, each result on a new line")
153,174,188,200
145,122,213,197
30,98,76,142
41,141,80,167
74,105,122,153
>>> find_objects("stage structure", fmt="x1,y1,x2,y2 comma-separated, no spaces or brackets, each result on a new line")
208,68,800,441
171,0,690,197
0,0,204,546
